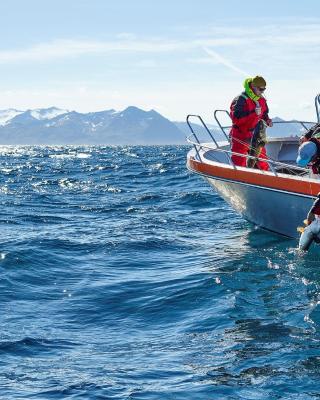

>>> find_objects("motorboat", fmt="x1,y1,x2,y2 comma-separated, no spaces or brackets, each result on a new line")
186,94,320,239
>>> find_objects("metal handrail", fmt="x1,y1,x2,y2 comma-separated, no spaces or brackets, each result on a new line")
187,114,234,164
186,95,320,175
315,94,320,123
214,109,314,134
186,114,218,147
211,119,315,131
186,112,315,167
188,111,316,148
186,133,309,177
186,114,220,164
189,131,202,162
213,110,231,142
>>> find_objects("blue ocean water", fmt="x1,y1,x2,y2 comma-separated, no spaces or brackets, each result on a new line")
0,145,320,399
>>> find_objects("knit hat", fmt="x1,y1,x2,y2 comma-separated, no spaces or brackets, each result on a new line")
296,141,317,167
252,76,266,88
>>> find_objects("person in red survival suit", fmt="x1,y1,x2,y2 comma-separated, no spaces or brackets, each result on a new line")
230,76,273,170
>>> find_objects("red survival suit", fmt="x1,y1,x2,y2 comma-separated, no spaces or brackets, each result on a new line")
230,92,271,170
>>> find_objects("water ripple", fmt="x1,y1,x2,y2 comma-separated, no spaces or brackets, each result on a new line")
0,145,320,399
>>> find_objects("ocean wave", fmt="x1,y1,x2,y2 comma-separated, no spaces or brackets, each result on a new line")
0,145,319,399
0,337,77,354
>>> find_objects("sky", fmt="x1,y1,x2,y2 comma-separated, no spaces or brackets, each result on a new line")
0,0,319,122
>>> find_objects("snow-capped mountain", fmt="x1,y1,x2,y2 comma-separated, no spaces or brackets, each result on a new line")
0,106,306,145
0,106,185,145
29,107,68,121
0,109,24,126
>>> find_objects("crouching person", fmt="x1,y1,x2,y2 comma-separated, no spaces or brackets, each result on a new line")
296,140,320,178
299,193,320,251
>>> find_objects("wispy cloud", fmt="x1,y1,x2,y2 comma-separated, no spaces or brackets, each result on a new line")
202,47,249,76
0,39,189,63
0,20,319,69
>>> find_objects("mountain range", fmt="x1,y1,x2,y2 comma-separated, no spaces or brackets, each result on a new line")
0,106,311,145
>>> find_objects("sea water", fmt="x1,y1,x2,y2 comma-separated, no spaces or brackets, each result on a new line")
0,145,320,399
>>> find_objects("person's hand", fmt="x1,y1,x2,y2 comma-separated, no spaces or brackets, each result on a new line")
255,106,261,116
267,120,273,127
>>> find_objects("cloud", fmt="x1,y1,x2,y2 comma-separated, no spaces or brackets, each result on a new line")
0,19,318,77
1,78,319,122
0,38,189,64
202,47,249,76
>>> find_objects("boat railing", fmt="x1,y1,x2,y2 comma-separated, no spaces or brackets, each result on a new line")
187,112,314,150
186,133,309,176
316,93,320,123
186,102,320,175
186,113,235,164
213,110,232,142
186,108,317,176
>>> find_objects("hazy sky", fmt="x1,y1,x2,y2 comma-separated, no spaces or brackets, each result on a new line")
0,0,319,122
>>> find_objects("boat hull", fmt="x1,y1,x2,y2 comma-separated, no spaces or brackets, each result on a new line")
186,114,320,239
187,144,320,238
206,176,312,238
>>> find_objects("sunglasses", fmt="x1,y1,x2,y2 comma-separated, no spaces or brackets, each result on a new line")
258,87,266,92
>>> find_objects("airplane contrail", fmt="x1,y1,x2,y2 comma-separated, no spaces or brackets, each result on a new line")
203,46,249,77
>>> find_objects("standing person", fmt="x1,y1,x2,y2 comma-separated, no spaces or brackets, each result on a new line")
230,76,273,170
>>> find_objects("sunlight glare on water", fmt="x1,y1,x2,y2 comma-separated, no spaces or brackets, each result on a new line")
0,145,320,399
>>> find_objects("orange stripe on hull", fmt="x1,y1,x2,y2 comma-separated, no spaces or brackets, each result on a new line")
188,157,320,196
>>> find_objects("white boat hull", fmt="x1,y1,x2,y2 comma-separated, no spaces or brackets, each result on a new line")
187,142,320,239
186,107,320,240
206,176,313,238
